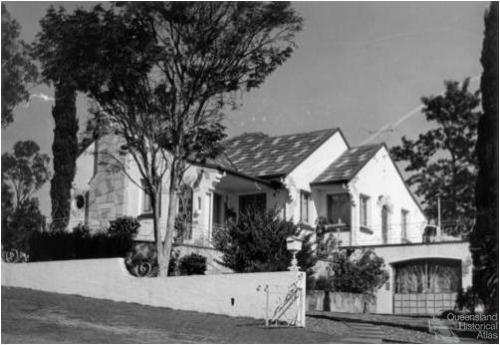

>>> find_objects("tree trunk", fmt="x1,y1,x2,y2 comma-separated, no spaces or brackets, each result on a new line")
151,188,161,244
159,171,179,277
149,189,161,267
50,82,78,231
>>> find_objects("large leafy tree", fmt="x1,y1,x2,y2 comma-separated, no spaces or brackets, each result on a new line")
470,2,498,313
215,208,317,275
1,141,50,252
391,79,481,236
82,2,303,276
1,3,38,127
33,6,109,231
2,140,50,209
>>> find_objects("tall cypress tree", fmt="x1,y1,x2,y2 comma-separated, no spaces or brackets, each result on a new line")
471,1,499,313
33,6,105,231
49,82,78,231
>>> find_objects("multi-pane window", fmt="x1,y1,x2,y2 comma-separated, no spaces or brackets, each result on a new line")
300,191,311,223
327,194,351,225
401,209,409,241
359,194,370,228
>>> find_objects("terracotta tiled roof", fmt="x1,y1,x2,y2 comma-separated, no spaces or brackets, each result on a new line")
312,144,383,184
221,128,340,178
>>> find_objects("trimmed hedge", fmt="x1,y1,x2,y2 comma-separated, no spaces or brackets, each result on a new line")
29,231,133,262
28,217,139,262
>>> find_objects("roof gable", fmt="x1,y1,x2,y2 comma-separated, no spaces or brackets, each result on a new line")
311,144,383,184
222,128,340,178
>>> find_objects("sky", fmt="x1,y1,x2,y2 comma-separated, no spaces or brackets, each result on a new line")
1,1,489,216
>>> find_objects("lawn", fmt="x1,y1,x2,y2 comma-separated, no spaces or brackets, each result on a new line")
2,287,336,343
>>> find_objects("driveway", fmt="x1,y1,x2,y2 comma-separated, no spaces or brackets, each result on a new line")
2,287,338,343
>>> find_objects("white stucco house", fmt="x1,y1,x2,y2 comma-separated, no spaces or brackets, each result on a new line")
70,127,471,315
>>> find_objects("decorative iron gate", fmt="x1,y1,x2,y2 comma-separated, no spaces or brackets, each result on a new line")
393,258,461,315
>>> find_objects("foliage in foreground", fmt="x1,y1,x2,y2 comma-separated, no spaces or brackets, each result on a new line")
178,253,207,275
391,79,481,236
2,198,45,255
471,1,499,314
1,140,50,209
27,217,139,262
455,286,482,314
1,3,38,127
214,208,317,275
1,141,50,253
73,2,303,276
108,216,141,236
29,228,134,262
324,249,389,295
34,6,108,231
125,243,207,277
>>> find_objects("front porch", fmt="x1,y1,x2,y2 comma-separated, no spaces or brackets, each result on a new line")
175,169,289,248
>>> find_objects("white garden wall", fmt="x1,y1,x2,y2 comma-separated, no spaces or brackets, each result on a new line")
2,258,306,325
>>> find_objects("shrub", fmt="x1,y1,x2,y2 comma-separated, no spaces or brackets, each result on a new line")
28,221,135,262
124,242,178,277
178,253,207,275
2,198,45,255
328,249,389,294
72,223,91,237
456,287,482,313
108,216,140,236
215,207,317,274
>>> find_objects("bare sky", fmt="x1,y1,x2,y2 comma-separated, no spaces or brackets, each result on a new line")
1,1,488,215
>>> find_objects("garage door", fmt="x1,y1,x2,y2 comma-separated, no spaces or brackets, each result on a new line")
393,258,461,315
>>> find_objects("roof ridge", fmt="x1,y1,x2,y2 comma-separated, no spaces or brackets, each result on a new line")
351,142,385,149
226,128,339,141
268,127,339,138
